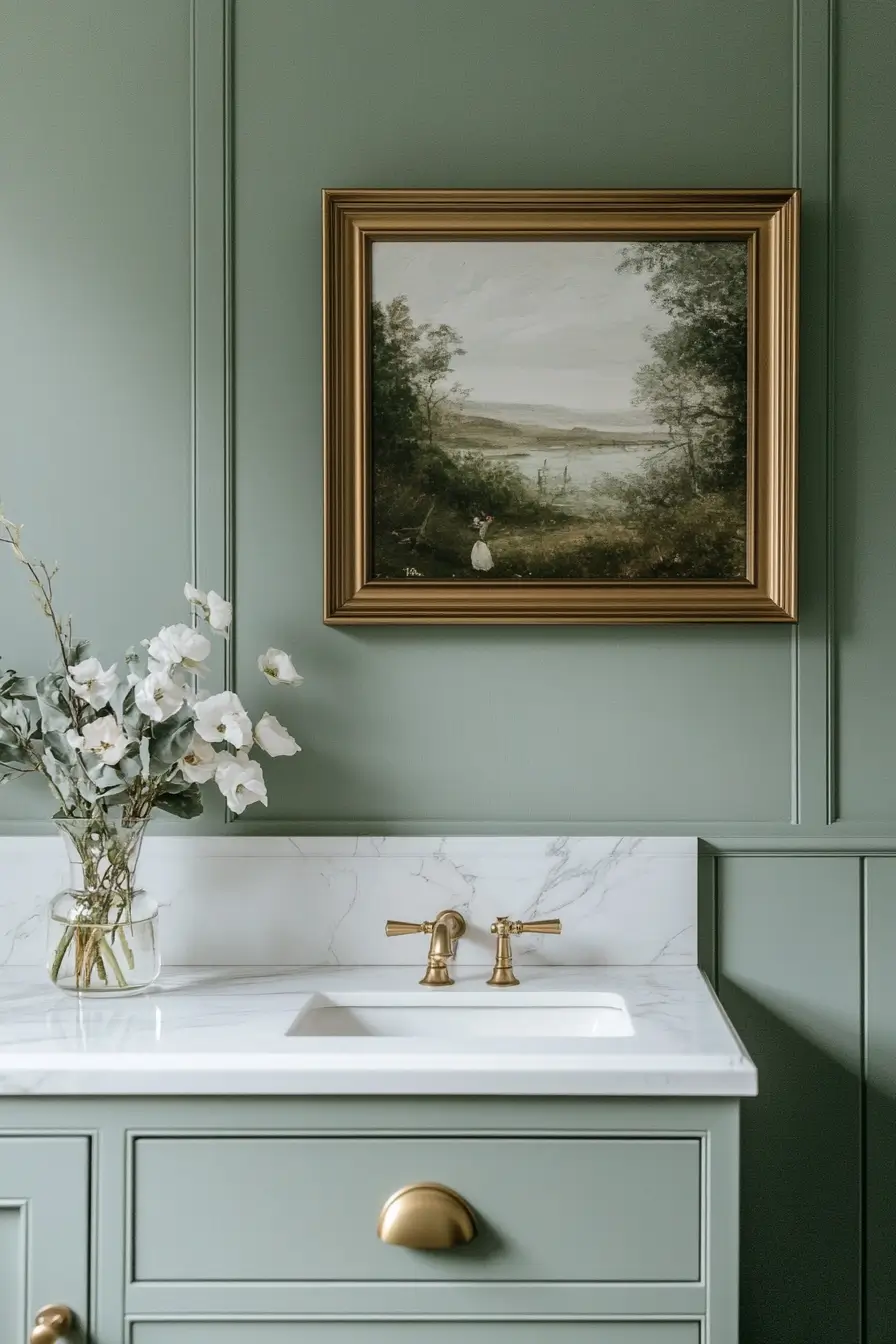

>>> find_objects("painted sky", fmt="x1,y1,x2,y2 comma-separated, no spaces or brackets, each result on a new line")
371,240,671,412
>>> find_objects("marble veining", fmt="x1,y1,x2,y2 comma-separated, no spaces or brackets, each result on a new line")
0,964,756,1098
0,834,696,968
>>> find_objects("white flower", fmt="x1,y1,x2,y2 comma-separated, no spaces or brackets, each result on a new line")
184,582,232,634
254,712,301,758
207,591,232,633
215,750,268,814
192,690,253,748
134,670,185,723
258,648,303,686
145,623,211,676
79,715,130,765
66,657,119,710
178,733,219,783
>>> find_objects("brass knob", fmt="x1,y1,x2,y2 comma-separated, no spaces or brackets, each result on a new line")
377,1183,477,1249
31,1306,73,1344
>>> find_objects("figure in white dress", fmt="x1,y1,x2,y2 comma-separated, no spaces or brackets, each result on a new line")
471,515,495,572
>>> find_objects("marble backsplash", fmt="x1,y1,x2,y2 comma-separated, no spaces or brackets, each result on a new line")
0,835,696,969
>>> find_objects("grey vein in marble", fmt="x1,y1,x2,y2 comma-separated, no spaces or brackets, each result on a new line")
0,835,696,969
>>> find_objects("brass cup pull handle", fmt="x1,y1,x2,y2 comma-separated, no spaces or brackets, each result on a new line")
31,1306,73,1344
377,1182,477,1249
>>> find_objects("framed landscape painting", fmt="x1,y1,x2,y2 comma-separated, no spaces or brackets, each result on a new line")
323,188,798,624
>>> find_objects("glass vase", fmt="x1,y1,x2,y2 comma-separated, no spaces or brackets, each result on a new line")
46,816,160,996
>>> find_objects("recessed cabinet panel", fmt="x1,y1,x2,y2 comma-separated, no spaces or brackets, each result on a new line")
0,1138,89,1341
133,1137,701,1284
131,1323,701,1344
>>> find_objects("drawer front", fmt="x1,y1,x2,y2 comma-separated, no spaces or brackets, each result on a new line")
131,1325,701,1343
133,1137,701,1283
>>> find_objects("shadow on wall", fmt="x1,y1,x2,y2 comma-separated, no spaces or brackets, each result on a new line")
718,980,863,1344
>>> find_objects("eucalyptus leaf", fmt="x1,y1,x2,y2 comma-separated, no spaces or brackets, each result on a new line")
3,675,37,699
117,752,144,783
154,780,203,820
41,748,76,806
82,753,122,788
0,741,28,768
0,720,20,748
91,765,126,795
0,697,37,738
42,728,78,766
73,774,98,804
120,687,143,738
35,672,71,733
148,715,194,771
50,639,88,675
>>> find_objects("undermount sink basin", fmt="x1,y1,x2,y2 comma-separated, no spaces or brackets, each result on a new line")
288,991,634,1039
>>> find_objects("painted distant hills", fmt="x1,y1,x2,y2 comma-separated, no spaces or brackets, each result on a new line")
459,400,663,435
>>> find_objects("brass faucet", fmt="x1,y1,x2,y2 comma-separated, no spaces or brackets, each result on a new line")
385,909,467,986
487,917,562,986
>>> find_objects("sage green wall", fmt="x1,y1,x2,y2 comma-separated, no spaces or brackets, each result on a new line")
1,1,894,1341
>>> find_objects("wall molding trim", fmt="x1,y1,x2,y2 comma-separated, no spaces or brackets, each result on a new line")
190,0,235,825
791,0,839,829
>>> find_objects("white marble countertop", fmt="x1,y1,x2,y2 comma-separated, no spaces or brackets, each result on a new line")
0,965,756,1098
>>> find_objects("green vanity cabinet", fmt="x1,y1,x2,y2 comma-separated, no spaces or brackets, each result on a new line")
0,1137,90,1342
0,1096,739,1343
129,1326,701,1343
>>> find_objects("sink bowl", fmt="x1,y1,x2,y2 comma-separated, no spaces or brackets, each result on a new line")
288,991,634,1039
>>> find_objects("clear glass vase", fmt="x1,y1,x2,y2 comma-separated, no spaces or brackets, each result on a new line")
46,816,160,996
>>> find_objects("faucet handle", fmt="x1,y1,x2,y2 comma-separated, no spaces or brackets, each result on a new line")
385,919,429,937
487,916,562,986
489,917,562,936
515,918,561,935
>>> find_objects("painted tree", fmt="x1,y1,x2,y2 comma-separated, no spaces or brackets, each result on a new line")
617,241,748,498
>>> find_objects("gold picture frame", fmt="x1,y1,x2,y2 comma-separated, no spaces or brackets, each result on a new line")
323,188,798,624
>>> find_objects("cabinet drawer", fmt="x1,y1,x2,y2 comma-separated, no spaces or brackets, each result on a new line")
133,1137,701,1283
131,1326,700,1344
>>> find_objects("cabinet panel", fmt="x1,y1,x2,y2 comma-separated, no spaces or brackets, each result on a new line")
865,859,896,1344
133,1136,701,1284
131,1324,700,1343
717,857,861,1344
0,1137,89,1341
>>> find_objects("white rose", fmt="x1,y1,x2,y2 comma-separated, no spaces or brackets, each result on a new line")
146,623,211,675
215,750,268,814
178,733,219,783
254,712,301,758
184,582,232,634
192,690,253,748
79,715,130,765
134,670,185,723
66,657,119,710
258,648,303,686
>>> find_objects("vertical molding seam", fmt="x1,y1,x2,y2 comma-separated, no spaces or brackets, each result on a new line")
790,0,803,824
223,0,236,699
189,0,199,599
860,853,868,1344
825,0,839,823
222,0,236,824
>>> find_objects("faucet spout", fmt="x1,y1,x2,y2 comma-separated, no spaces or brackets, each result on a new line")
420,909,466,987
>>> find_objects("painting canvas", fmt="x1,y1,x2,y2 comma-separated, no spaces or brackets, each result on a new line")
323,189,798,623
370,239,749,583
